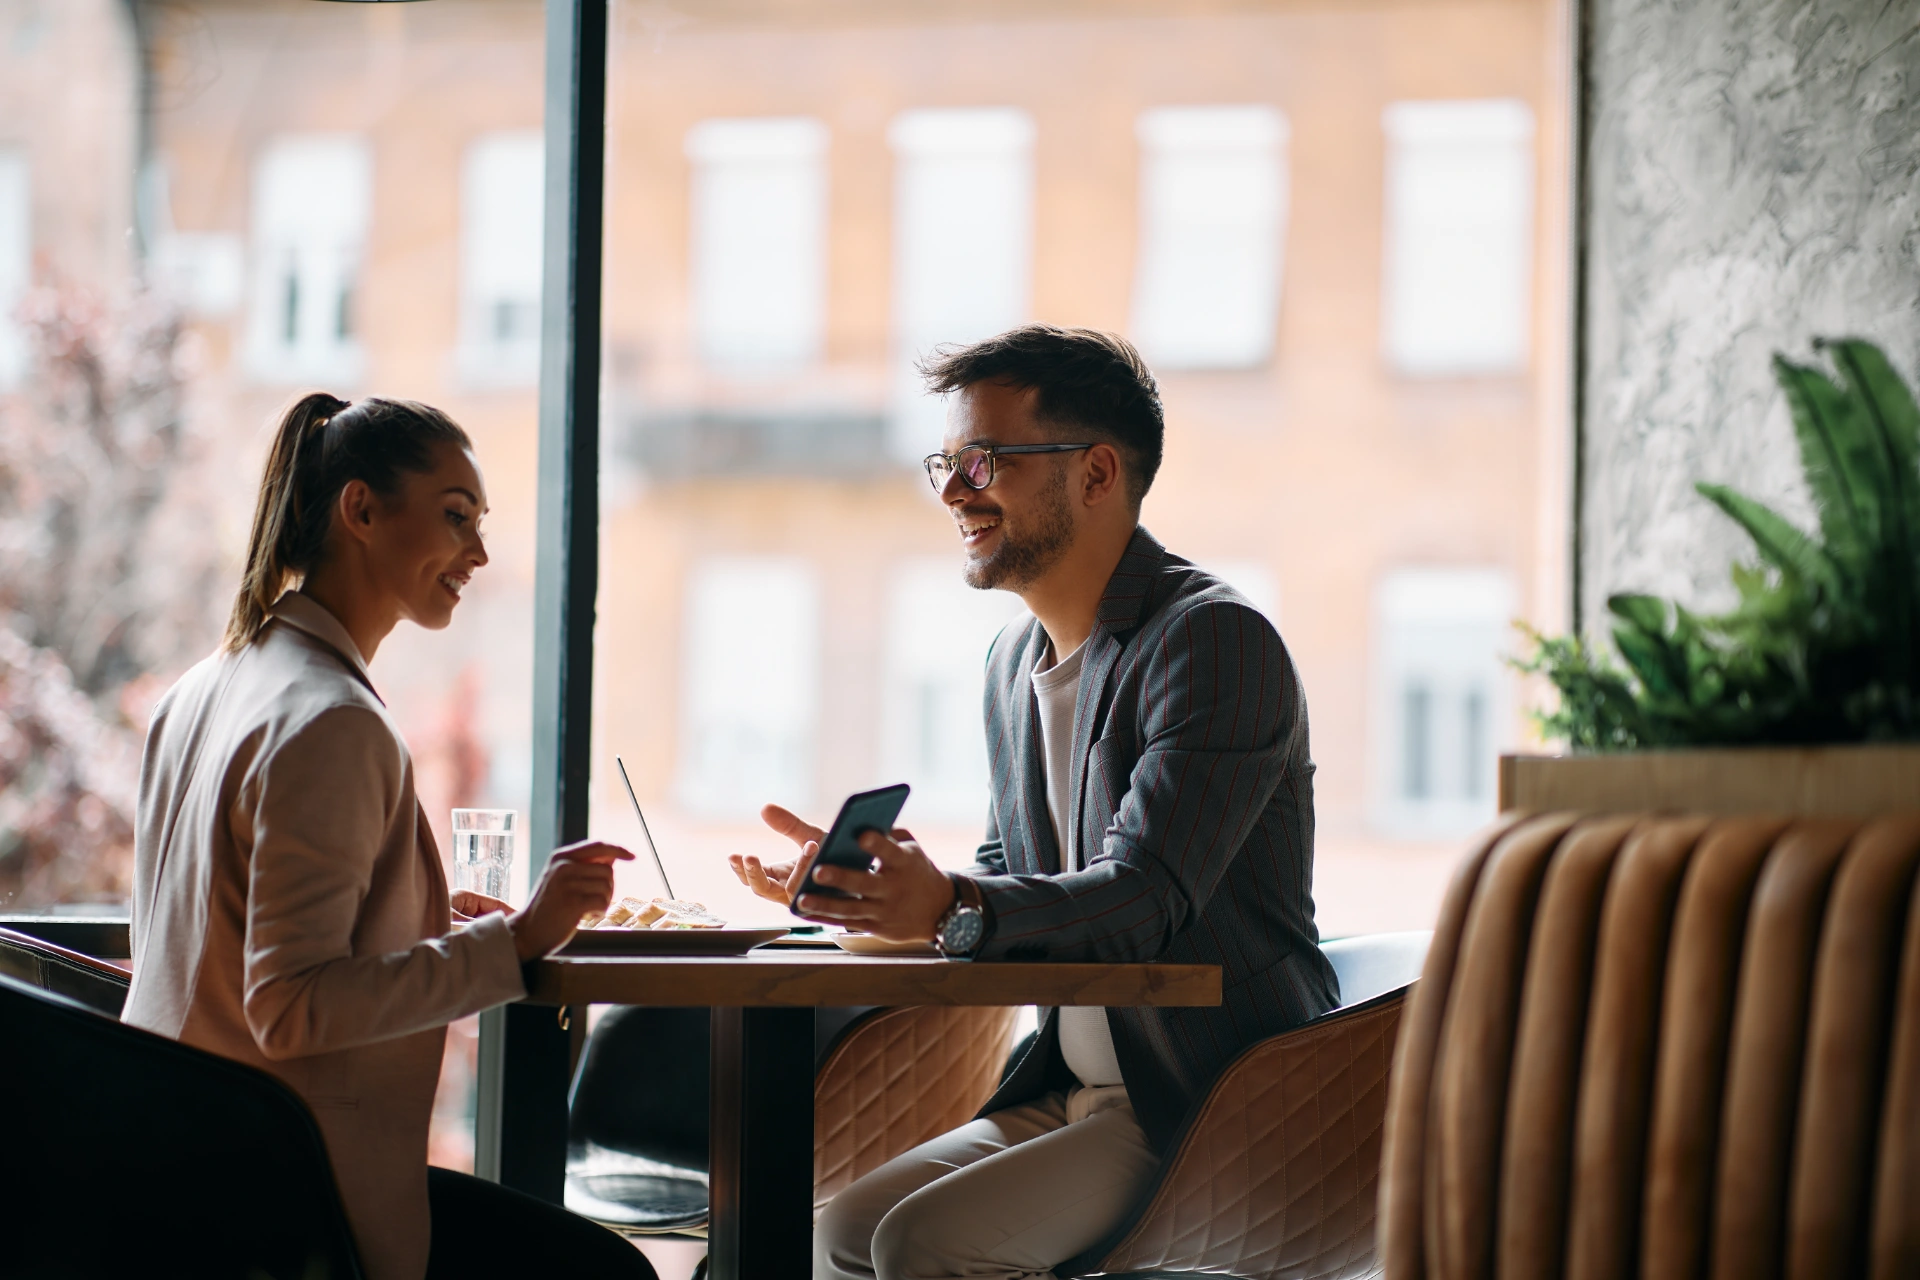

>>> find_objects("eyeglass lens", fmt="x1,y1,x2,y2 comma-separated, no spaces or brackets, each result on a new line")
926,446,995,492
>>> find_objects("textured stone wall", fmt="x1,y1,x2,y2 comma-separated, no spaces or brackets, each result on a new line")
1580,0,1920,628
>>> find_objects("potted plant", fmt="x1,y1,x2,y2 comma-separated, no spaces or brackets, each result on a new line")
1505,338,1920,816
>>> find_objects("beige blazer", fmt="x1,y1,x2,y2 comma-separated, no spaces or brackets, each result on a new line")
124,592,526,1280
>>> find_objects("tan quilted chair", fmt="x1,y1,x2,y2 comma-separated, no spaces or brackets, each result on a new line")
815,1003,1020,1212
1060,931,1431,1279
1380,811,1920,1280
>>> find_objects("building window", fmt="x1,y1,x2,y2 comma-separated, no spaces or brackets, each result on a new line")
1380,99,1535,376
1194,558,1280,627
685,117,829,376
887,108,1035,461
0,149,29,389
247,135,370,383
458,131,544,386
1371,567,1514,837
880,560,1026,824
676,556,821,817
1130,106,1288,371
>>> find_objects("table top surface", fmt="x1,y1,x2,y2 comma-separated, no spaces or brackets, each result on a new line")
526,949,1221,1008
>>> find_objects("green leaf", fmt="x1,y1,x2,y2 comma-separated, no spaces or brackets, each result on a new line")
1774,354,1882,583
1695,482,1842,596
1608,593,1669,637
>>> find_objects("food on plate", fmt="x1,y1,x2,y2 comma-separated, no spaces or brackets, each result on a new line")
581,896,726,931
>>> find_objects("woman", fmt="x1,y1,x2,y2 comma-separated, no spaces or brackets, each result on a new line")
123,394,657,1280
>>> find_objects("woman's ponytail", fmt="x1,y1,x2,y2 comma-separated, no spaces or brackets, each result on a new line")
223,393,348,651
221,391,470,653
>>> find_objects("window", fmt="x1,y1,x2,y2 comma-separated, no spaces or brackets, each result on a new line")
1130,106,1288,370
0,149,28,388
676,557,821,816
685,117,828,375
1381,100,1535,376
880,561,1025,823
1371,567,1514,837
246,135,371,383
458,131,544,385
1195,559,1280,626
887,108,1035,461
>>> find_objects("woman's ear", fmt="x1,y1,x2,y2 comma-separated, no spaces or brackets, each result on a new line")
336,479,378,545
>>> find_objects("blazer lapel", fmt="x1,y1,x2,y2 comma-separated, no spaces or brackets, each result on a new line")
1007,621,1060,875
1069,527,1168,859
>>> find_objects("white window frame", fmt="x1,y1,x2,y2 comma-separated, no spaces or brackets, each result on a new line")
246,135,371,385
1370,567,1516,839
1130,106,1289,371
887,108,1035,462
456,131,545,388
675,556,822,817
685,117,829,376
1380,99,1535,377
879,559,1026,824
0,149,30,389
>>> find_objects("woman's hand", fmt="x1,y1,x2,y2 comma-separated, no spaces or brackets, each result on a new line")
727,804,819,905
507,840,634,962
450,889,512,922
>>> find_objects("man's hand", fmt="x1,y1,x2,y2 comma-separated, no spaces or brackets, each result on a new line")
728,803,822,905
507,840,635,962
795,827,957,944
451,889,512,922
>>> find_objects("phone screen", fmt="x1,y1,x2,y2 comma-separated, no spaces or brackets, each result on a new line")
789,783,911,908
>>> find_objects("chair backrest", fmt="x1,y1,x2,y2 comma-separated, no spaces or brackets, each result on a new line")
1322,930,1432,1009
0,926,132,1016
0,973,365,1280
814,1004,1019,1211
1381,812,1920,1280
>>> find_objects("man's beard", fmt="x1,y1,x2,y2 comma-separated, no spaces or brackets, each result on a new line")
963,461,1075,591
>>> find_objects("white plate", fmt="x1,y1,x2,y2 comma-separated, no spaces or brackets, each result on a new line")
558,927,787,957
832,933,940,957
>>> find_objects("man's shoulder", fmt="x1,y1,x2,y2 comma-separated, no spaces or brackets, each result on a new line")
1136,555,1283,650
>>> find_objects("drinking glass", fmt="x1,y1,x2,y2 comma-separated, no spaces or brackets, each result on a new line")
451,809,516,901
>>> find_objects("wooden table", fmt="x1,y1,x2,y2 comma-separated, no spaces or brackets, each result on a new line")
519,950,1220,1280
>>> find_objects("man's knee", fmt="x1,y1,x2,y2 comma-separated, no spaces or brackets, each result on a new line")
816,1168,908,1279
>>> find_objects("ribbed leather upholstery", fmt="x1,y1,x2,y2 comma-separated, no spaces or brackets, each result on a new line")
814,1004,1018,1212
1381,813,1920,1280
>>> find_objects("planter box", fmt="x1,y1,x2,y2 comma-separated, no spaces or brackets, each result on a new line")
1498,745,1920,818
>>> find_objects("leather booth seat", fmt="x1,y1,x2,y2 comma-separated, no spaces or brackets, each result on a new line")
1381,812,1920,1280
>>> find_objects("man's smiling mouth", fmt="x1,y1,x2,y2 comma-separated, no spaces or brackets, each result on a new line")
957,516,1001,547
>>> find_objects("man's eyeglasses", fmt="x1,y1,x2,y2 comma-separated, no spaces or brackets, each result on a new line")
923,443,1095,493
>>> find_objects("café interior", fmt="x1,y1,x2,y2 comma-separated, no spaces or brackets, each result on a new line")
2,0,1919,1277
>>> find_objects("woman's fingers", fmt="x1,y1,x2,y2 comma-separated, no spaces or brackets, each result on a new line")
550,839,635,865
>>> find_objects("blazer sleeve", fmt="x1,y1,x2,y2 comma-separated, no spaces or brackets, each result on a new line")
972,600,1302,962
240,705,526,1061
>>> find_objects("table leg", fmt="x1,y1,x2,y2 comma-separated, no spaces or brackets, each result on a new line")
708,1006,814,1279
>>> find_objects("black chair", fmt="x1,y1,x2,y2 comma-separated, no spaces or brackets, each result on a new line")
0,925,133,1016
0,971,366,1279
564,1004,878,1233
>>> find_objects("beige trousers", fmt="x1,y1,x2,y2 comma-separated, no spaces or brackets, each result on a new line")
814,1086,1158,1280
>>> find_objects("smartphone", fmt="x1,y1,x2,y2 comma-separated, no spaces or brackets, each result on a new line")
788,782,912,908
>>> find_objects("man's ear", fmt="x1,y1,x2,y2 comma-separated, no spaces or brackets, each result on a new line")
1080,442,1125,508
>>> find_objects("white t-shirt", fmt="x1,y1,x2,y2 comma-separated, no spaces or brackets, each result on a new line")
1032,636,1126,1090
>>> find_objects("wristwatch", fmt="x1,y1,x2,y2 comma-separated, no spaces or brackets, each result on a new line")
934,874,987,959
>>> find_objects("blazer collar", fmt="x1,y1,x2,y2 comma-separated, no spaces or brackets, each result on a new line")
1093,526,1169,637
269,591,381,700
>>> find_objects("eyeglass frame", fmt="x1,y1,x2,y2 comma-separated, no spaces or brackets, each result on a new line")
923,442,1097,493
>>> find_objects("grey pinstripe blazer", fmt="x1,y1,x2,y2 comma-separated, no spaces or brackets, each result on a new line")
969,526,1339,1151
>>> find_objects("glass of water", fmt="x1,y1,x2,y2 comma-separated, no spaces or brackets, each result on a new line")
451,809,516,902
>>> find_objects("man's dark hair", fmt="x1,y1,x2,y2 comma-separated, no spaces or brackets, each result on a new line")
918,325,1164,507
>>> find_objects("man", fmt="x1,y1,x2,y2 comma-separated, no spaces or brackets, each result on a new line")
729,324,1337,1280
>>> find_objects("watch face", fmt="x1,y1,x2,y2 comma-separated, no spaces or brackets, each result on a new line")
941,906,984,954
